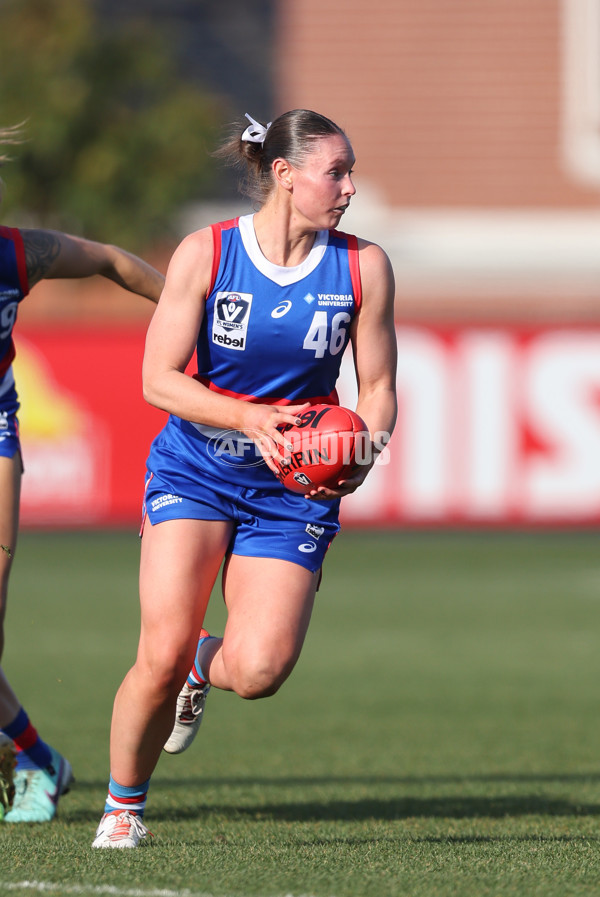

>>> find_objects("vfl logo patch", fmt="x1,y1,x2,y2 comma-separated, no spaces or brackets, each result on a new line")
212,291,253,351
293,472,312,487
305,524,325,540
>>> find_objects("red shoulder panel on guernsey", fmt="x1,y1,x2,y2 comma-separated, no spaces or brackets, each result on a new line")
329,229,361,310
0,225,29,296
208,218,239,297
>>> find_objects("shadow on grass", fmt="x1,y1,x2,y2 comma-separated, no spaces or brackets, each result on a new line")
77,771,600,789
292,834,597,846
231,795,600,822
154,795,600,822
70,773,600,824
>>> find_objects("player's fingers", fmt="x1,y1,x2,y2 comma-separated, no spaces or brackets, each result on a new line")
274,403,311,426
305,487,338,501
252,430,279,457
252,429,292,465
262,453,280,475
269,428,294,454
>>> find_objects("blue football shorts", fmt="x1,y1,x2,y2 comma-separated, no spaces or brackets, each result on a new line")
142,458,341,574
0,406,21,460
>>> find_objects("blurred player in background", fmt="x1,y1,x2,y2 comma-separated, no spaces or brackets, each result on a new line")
92,109,397,848
0,125,165,823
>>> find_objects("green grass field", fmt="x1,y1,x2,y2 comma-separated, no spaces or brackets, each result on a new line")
1,528,600,896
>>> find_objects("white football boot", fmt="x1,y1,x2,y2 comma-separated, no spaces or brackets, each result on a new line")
163,681,211,754
92,811,152,848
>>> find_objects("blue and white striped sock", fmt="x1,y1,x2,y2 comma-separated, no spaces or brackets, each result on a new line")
187,630,216,687
104,774,150,818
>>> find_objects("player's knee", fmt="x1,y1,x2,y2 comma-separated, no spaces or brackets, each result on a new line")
231,654,295,700
234,674,280,700
139,641,192,699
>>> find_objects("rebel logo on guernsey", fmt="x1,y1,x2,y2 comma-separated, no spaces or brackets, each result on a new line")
212,291,253,351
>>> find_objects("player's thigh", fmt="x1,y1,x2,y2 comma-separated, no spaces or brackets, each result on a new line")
0,453,21,614
139,517,233,661
0,453,21,549
221,554,320,672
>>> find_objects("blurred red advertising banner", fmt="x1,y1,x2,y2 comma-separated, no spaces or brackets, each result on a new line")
14,326,166,528
340,324,600,527
13,323,600,528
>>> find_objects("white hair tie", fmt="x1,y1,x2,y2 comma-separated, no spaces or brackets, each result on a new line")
241,113,272,145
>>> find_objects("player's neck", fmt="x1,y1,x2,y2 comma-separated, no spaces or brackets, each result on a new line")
252,207,317,268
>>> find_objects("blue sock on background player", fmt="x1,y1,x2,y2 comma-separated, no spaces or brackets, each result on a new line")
1,707,52,770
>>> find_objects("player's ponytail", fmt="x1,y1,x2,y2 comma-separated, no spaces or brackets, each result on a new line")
215,109,349,206
0,122,26,167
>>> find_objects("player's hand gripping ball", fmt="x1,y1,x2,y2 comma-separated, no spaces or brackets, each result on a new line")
275,404,369,494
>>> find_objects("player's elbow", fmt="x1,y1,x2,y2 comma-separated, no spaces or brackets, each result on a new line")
96,244,123,279
142,376,164,411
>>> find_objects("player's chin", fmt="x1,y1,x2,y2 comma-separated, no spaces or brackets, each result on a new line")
329,209,347,226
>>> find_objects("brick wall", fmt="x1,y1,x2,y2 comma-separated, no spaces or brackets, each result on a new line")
275,0,600,320
276,0,600,209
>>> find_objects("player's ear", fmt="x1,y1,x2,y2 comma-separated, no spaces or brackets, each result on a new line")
272,158,294,191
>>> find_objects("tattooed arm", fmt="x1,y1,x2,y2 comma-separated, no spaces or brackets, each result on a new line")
20,229,164,302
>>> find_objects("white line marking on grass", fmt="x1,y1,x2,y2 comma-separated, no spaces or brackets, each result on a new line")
0,884,208,897
0,884,321,897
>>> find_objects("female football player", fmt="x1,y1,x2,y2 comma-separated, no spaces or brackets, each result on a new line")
92,109,397,847
0,126,165,822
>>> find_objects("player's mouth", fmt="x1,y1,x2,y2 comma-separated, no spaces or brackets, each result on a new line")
333,204,350,214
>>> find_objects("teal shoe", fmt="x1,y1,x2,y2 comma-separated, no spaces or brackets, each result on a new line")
0,734,16,819
4,745,73,823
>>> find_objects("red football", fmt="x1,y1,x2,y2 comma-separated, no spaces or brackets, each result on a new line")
274,404,369,494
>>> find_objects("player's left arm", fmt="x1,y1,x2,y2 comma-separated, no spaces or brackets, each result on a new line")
20,228,165,302
352,238,398,449
308,239,397,500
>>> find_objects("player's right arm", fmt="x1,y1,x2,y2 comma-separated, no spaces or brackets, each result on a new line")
20,228,164,302
142,229,307,459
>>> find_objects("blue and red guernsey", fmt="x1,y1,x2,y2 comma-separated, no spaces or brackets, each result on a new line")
0,226,29,395
152,214,362,489
194,214,362,406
